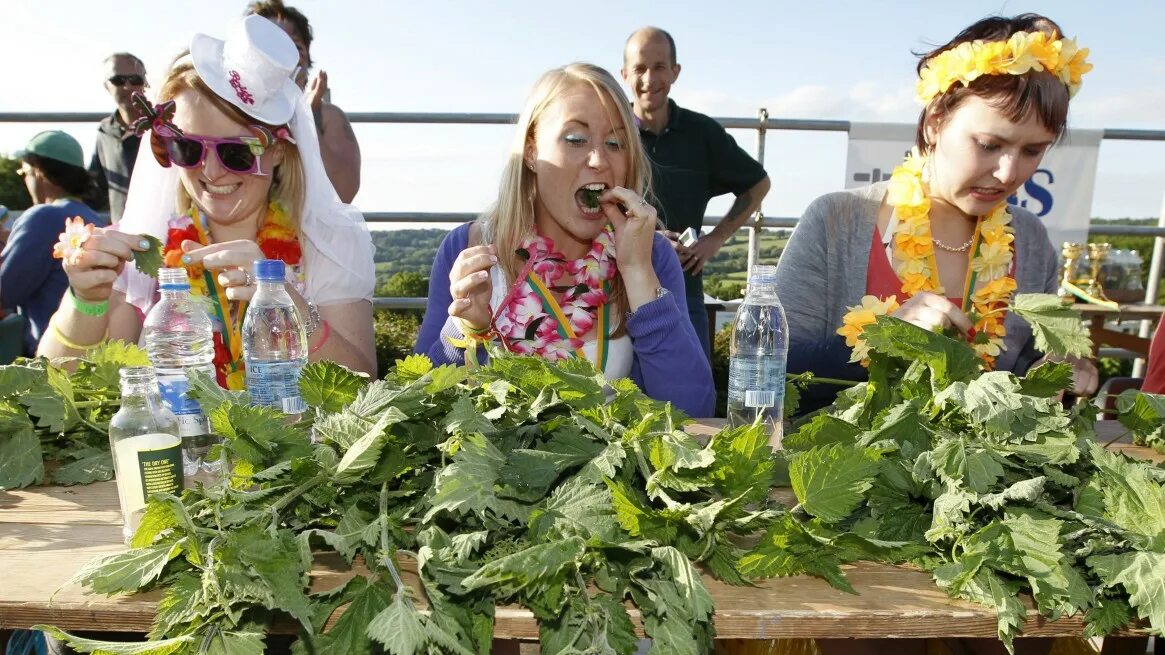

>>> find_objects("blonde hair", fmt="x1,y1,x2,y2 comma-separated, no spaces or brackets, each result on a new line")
481,62,652,332
156,58,306,228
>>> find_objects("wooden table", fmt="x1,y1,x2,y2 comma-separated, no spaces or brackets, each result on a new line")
0,422,1158,639
1076,303,1165,358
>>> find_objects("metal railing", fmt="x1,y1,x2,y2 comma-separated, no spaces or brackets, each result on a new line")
4,109,1165,339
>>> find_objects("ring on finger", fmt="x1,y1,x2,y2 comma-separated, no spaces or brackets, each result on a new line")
243,269,254,286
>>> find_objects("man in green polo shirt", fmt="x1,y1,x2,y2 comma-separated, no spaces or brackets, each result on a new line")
622,26,771,361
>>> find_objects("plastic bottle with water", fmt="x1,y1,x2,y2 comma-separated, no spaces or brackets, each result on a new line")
726,264,788,448
242,259,307,415
142,268,220,485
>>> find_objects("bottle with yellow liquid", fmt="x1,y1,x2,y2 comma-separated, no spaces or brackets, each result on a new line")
107,367,184,543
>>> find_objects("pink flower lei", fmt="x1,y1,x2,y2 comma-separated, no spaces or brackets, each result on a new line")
493,224,618,362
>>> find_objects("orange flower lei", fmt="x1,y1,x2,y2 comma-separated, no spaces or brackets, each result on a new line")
838,149,1016,368
162,201,302,389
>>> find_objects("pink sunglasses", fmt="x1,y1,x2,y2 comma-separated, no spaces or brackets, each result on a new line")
152,124,295,176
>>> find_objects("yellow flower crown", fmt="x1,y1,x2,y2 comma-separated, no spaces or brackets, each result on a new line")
916,30,1092,104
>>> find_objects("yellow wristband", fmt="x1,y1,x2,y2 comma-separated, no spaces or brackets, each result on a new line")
454,318,491,337
50,320,108,352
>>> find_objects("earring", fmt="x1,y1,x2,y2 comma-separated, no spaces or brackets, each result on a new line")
526,161,535,172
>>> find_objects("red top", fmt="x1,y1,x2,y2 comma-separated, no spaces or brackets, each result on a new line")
868,226,962,308
1143,318,1165,394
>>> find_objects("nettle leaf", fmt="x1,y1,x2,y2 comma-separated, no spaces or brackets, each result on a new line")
132,234,165,279
186,368,247,415
0,424,44,489
20,367,71,433
443,395,496,436
149,573,204,639
1089,551,1165,635
1010,293,1092,358
334,409,406,482
424,364,467,395
708,421,776,505
233,529,313,631
210,402,311,467
1084,596,1134,637
652,546,714,621
77,339,151,390
315,577,392,655
393,353,433,383
789,444,880,522
1020,361,1074,398
366,593,428,655
783,414,861,451
980,477,1047,510
131,499,180,548
299,361,369,413
738,514,854,593
203,630,266,655
861,315,981,385
425,431,526,522
462,537,586,598
1088,442,1165,548
50,444,112,485
499,428,602,498
1116,390,1165,449
70,541,183,595
34,626,193,655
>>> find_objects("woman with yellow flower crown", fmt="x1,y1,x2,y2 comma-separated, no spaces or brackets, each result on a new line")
774,13,1098,423
37,15,377,386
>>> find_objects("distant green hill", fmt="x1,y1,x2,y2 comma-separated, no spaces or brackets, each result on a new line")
371,227,788,283
372,229,450,281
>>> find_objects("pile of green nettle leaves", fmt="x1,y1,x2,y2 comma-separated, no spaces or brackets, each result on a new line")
0,341,149,489
8,292,1164,654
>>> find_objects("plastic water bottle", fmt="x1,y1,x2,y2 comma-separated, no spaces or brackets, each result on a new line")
726,264,788,448
142,268,219,485
242,259,307,415
108,367,183,543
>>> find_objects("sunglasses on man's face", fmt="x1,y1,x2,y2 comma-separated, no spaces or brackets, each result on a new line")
108,74,146,87
161,132,268,176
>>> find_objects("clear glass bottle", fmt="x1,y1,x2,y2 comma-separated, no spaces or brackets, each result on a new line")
726,265,788,448
108,367,184,543
242,259,308,415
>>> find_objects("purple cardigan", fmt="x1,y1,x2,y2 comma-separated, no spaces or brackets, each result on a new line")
414,223,714,417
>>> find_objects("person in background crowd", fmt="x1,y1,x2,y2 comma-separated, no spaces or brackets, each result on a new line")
38,15,376,384
1,131,101,356
622,26,771,362
415,62,714,418
246,0,362,203
90,52,148,222
775,13,1098,420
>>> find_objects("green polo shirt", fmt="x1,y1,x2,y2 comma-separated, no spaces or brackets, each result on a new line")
638,99,767,296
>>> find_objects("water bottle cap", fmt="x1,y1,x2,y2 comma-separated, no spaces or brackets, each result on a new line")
157,267,191,290
748,264,778,285
254,259,285,281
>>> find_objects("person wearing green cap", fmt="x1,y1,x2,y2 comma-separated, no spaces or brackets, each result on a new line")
1,130,102,356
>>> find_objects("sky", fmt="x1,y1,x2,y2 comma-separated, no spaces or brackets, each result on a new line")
2,0,1163,225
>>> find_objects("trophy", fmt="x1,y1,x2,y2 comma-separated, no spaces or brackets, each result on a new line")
1058,242,1083,301
1086,242,1111,300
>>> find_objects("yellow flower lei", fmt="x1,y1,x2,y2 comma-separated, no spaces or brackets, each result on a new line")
838,149,1017,368
917,30,1092,104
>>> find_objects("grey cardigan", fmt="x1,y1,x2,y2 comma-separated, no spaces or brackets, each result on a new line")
775,182,1058,398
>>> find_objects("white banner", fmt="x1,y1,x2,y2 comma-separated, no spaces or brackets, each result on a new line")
845,122,1103,249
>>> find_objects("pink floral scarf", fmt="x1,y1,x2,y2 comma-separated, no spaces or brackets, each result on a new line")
493,224,617,364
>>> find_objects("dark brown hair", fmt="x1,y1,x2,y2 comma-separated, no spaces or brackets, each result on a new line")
914,13,1071,152
23,154,94,198
246,0,313,67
